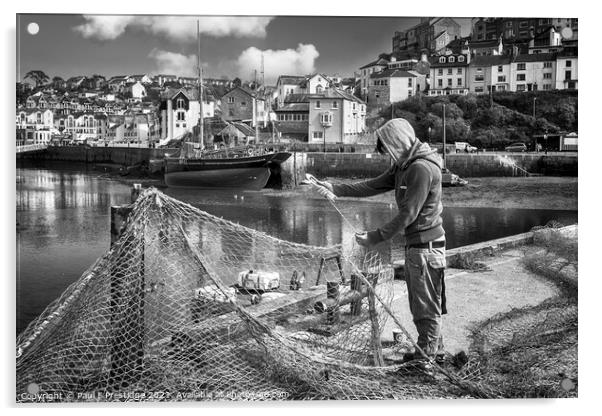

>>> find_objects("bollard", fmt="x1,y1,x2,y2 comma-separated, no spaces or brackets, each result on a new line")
325,281,340,325
108,184,145,388
350,274,362,316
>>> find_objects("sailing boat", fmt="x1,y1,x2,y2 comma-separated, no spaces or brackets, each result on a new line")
163,21,291,190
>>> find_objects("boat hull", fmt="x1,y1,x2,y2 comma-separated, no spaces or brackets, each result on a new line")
164,167,271,190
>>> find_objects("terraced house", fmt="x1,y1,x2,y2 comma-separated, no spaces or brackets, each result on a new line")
307,88,366,145
428,52,470,96
368,69,426,105
467,55,512,93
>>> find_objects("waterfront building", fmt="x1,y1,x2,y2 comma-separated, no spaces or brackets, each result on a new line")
159,88,216,141
510,53,557,92
220,86,267,128
555,47,578,90
274,94,310,142
368,69,426,106
307,88,366,145
467,55,512,93
428,52,470,96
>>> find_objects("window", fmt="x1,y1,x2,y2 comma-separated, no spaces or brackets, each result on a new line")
566,60,572,67
517,84,526,92
315,100,321,109
457,78,462,86
543,62,553,68
497,65,503,72
475,74,484,82
517,63,526,70
543,84,552,90
519,21,528,28
408,78,413,87
375,91,380,98
408,90,413,97
543,73,552,79
241,101,247,107
475,86,484,93
449,56,455,63
353,103,356,110
176,98,185,109
506,21,513,28
498,75,506,82
438,79,443,87
313,131,323,139
332,101,338,109
439,57,445,63
517,74,526,81
320,112,333,125
447,79,452,86
565,70,572,80
458,56,465,62
447,68,453,75
438,69,443,75
519,31,528,37
227,97,235,103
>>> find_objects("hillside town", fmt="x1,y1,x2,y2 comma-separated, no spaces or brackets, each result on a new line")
16,17,578,149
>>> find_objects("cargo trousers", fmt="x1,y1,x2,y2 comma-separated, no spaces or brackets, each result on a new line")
404,245,447,357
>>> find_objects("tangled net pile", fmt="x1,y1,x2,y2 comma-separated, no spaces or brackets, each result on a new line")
16,189,576,401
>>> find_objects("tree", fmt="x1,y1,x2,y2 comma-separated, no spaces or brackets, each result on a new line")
24,70,49,88
232,77,242,87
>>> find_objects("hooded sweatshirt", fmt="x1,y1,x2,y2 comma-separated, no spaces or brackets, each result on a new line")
332,118,444,246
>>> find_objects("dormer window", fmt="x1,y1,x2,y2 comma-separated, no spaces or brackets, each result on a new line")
176,98,185,109
458,56,465,62
449,56,455,63
439,57,446,63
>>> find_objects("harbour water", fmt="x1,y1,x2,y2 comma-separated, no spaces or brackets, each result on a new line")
16,166,577,334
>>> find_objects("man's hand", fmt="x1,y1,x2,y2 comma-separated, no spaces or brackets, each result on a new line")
355,232,370,247
305,174,335,200
355,230,383,247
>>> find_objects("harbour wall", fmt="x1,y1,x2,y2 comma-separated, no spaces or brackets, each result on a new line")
305,152,578,178
19,147,577,184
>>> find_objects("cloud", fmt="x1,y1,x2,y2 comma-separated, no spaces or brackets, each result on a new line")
148,49,198,77
74,15,274,41
236,44,320,84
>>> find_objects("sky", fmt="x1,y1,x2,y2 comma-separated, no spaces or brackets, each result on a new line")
17,14,473,84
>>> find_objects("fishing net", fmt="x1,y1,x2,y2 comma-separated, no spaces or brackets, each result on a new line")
15,188,575,402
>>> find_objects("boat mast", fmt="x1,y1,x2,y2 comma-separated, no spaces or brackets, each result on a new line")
197,20,204,150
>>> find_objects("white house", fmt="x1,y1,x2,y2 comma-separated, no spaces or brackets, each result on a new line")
368,69,426,105
129,81,147,100
555,49,578,90
307,88,366,145
510,53,557,92
160,88,215,141
16,109,54,129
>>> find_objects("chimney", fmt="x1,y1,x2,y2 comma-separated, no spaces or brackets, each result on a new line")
421,50,428,62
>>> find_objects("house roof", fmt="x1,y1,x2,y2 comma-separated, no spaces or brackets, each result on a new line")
277,75,306,85
370,69,418,79
470,55,512,66
306,88,364,104
359,57,390,70
429,54,470,67
275,103,309,112
514,52,557,63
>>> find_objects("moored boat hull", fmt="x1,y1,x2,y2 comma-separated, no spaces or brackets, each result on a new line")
164,167,271,190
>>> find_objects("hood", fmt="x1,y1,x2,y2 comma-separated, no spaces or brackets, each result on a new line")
376,118,442,170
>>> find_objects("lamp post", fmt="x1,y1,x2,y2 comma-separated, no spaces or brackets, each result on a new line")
532,96,537,119
443,104,447,172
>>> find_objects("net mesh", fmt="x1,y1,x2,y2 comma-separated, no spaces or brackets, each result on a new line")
16,188,575,401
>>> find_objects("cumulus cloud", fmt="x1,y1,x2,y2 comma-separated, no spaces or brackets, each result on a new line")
148,49,198,77
74,15,274,41
236,44,320,83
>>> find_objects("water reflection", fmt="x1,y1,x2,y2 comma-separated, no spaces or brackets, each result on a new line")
16,168,577,334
